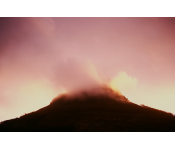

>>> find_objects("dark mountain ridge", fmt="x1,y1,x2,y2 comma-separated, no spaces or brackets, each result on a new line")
0,86,175,132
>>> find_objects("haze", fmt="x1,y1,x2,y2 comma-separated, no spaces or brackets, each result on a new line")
0,17,175,121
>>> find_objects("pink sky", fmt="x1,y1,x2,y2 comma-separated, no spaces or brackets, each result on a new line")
0,17,175,121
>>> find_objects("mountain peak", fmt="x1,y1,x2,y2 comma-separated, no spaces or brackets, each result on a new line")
50,85,130,105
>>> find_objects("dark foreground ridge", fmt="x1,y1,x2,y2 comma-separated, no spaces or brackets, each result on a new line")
0,86,175,132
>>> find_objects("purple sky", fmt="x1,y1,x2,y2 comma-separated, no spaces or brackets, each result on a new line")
0,17,175,121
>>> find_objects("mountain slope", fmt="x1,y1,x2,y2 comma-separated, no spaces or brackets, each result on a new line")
0,87,175,132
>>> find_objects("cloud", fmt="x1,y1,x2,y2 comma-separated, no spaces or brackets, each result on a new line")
109,72,138,95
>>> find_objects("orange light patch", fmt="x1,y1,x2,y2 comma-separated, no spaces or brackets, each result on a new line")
109,72,138,95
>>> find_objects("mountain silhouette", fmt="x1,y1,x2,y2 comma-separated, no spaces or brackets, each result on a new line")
0,86,175,132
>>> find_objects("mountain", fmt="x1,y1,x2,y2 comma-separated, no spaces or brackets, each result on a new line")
0,86,175,132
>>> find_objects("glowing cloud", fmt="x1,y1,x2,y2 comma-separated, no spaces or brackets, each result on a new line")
109,72,138,95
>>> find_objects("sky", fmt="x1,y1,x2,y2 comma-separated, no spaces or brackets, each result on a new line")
0,17,175,121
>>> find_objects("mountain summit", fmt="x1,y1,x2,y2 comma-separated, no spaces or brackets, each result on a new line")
0,86,175,131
